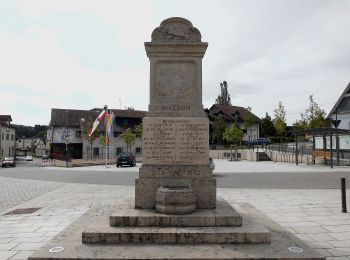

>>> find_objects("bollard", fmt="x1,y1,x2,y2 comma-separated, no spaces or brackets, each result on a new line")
341,177,347,213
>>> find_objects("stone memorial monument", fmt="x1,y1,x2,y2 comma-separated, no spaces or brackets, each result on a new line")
30,17,324,260
135,17,215,212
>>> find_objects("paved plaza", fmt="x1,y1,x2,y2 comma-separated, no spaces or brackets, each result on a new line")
0,161,349,259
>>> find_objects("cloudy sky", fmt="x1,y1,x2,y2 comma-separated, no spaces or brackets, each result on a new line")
0,0,349,126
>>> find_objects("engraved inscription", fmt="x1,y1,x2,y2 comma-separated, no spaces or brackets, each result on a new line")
161,105,191,111
143,117,209,165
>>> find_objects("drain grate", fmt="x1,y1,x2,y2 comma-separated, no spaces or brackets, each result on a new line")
5,207,41,215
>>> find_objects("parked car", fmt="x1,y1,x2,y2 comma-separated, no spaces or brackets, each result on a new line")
116,152,136,167
251,138,271,146
25,155,33,161
42,155,50,160
1,157,16,167
209,157,215,170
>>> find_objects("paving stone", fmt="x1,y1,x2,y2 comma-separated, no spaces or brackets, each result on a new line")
0,250,19,260
0,242,19,250
293,226,328,234
330,241,350,248
329,232,350,240
12,242,46,251
11,237,45,243
9,250,36,260
328,248,350,257
308,233,337,242
0,238,14,244
324,226,350,233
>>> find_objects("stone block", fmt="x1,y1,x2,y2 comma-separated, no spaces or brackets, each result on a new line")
139,164,213,178
192,178,216,209
82,225,271,244
29,198,325,260
142,117,209,165
110,198,241,227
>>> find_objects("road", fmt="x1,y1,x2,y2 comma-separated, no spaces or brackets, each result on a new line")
0,159,349,189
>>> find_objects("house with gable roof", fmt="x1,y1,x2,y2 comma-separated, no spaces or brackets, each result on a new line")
208,104,261,144
328,82,350,129
48,108,145,160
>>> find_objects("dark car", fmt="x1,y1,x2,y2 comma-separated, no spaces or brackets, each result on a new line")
1,157,16,167
116,152,136,167
251,138,271,146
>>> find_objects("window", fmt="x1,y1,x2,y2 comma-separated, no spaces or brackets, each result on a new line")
76,131,81,137
93,148,99,156
11,135,14,140
1,133,3,140
6,134,9,140
135,147,141,153
116,147,122,154
124,119,128,126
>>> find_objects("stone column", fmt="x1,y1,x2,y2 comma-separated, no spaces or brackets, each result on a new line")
135,17,216,211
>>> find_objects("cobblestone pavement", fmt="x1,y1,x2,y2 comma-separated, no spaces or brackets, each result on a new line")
0,177,65,212
0,176,349,260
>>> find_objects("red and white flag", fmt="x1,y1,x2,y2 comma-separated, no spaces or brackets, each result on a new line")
89,110,107,136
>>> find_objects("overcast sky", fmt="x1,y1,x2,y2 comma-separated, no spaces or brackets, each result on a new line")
0,0,349,126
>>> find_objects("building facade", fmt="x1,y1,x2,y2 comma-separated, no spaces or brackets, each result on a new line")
48,108,145,160
0,115,16,158
16,138,47,157
208,104,261,144
328,82,350,129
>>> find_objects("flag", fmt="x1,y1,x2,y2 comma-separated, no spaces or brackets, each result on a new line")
89,109,107,137
105,112,115,145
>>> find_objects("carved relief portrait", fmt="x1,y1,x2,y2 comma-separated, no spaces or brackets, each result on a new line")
155,62,196,99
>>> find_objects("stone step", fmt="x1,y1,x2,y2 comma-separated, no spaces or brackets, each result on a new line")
110,198,242,227
257,152,272,161
82,225,271,244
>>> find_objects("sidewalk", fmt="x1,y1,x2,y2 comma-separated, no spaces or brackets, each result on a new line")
43,159,350,173
0,176,349,260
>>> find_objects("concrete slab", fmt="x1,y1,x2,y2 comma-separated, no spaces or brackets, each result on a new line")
29,200,324,260
82,225,270,244
109,198,242,227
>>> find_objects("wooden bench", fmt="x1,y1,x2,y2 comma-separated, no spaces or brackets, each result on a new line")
312,150,331,159
312,150,331,164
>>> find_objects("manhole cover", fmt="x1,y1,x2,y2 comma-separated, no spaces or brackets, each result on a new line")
49,247,64,253
5,207,41,215
288,246,304,253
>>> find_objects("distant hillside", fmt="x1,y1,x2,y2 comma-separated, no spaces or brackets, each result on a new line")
13,124,48,139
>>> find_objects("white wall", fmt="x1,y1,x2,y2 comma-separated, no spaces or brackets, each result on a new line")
0,126,16,158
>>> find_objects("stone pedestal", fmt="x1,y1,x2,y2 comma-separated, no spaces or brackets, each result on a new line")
155,187,196,214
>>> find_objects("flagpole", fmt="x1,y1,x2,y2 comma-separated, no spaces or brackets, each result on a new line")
105,107,109,169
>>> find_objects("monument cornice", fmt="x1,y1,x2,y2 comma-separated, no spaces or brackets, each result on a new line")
144,42,208,57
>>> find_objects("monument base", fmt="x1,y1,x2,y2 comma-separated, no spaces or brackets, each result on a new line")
29,198,324,260
135,175,216,209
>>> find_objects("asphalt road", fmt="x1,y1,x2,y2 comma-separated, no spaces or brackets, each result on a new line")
1,160,350,189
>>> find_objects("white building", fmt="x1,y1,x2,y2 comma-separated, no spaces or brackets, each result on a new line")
0,115,16,158
48,108,145,160
328,82,350,129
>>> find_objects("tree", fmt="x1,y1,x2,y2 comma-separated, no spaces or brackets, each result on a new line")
135,122,143,138
223,124,244,161
273,101,287,142
243,114,256,142
215,81,232,105
121,128,136,152
212,117,227,144
293,95,329,130
82,120,99,160
261,113,277,138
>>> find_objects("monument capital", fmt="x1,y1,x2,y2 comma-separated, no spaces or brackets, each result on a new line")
151,17,202,43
